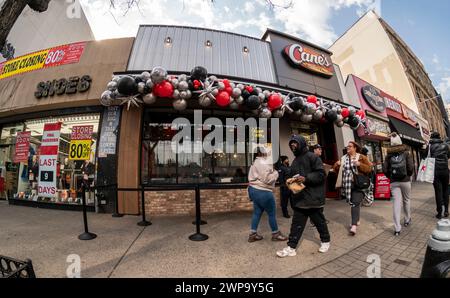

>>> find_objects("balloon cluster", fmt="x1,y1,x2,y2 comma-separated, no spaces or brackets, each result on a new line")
100,66,366,129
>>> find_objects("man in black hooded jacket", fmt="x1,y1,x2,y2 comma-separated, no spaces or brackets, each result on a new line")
276,135,331,258
428,132,450,219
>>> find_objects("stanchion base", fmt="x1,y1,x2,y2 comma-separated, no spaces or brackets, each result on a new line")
192,220,208,225
78,232,97,241
137,220,152,227
189,233,209,241
112,213,124,218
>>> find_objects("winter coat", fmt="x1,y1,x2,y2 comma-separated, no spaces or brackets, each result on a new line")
382,145,414,183
288,135,326,209
333,154,373,188
428,138,450,176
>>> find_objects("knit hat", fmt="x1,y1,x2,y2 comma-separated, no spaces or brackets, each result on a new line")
390,133,403,146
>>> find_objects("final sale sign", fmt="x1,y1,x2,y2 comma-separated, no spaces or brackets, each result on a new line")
38,123,61,198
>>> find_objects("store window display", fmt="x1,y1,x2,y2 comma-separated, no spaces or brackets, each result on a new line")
0,114,100,206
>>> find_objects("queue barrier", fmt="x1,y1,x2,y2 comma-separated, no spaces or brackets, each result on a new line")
0,255,36,278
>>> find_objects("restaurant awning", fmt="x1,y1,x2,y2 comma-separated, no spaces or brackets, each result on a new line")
389,117,425,145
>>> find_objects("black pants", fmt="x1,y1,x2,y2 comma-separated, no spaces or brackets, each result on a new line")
287,207,331,249
280,187,290,216
433,172,449,214
351,190,364,226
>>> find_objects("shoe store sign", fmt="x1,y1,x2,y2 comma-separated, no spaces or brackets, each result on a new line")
38,123,61,198
283,43,334,77
35,75,92,99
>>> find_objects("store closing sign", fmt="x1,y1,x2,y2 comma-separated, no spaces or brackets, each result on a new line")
14,131,31,163
38,123,61,198
69,125,93,160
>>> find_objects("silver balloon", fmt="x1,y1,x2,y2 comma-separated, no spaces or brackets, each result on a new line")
332,107,338,113
172,89,180,99
209,75,218,82
348,106,356,117
179,91,188,99
111,75,120,82
301,114,313,123
259,108,272,119
199,96,212,107
235,96,244,105
232,88,242,98
100,90,113,106
313,109,324,121
336,106,342,114
306,103,316,115
256,87,263,94
335,115,344,123
107,81,117,91
137,82,146,94
171,79,179,89
229,102,239,110
212,89,219,97
173,99,187,111
258,92,266,102
294,110,303,117
272,109,284,118
185,90,192,99
263,90,271,98
178,74,188,82
143,93,157,105
140,71,151,82
230,83,236,89
146,79,154,90
336,121,345,128
150,67,167,84
218,82,225,90
178,81,189,91
236,84,244,90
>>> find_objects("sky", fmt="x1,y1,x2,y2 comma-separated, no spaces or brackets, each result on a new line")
79,0,450,104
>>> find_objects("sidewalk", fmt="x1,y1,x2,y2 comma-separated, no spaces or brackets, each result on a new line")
0,183,438,278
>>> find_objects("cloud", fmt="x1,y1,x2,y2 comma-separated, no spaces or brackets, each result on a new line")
437,77,450,103
244,2,255,13
432,54,440,65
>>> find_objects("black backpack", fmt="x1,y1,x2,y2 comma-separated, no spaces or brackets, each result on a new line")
390,153,407,180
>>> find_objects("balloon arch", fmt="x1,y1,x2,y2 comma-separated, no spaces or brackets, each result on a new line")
100,66,367,130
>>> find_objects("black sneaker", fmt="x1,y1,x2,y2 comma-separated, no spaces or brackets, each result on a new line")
394,231,401,236
436,213,443,220
404,219,412,227
283,213,291,219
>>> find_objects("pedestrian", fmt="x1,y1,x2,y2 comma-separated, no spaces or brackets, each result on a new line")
428,132,450,219
247,146,288,242
360,147,375,207
382,133,414,236
312,144,323,157
277,156,291,218
333,141,372,236
276,135,330,257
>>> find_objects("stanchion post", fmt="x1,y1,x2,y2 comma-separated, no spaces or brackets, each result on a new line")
189,185,208,241
112,185,123,218
78,182,97,240
137,185,152,226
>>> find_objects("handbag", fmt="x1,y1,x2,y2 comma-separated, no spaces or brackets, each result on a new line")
350,156,370,190
417,146,435,183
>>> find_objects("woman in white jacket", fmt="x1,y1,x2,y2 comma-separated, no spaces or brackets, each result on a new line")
247,147,288,242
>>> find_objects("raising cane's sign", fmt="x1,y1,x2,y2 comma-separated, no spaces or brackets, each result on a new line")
283,44,335,78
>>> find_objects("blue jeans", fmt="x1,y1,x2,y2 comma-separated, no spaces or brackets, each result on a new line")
248,186,279,233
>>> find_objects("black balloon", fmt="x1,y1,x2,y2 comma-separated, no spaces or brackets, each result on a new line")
347,116,360,128
190,66,208,81
289,97,302,111
188,80,194,91
117,76,138,96
242,89,251,100
325,110,338,122
245,95,261,110
134,76,143,84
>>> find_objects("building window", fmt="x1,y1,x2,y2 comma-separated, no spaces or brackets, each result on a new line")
140,109,270,185
0,113,100,204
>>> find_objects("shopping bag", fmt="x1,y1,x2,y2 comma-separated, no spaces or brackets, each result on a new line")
417,158,435,183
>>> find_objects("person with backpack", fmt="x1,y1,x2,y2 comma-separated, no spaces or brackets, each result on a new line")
428,132,450,219
383,133,414,236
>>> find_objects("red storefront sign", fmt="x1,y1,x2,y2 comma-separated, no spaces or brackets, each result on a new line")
374,173,391,200
38,123,61,198
43,42,86,68
14,131,31,163
71,125,93,140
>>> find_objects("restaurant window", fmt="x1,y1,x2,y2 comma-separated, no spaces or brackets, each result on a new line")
141,109,270,184
0,114,100,205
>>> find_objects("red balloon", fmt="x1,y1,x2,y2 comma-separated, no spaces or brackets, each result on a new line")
268,93,283,110
356,110,366,119
307,95,318,106
341,108,350,118
245,86,254,93
153,81,174,98
225,86,233,96
216,91,230,107
222,79,231,87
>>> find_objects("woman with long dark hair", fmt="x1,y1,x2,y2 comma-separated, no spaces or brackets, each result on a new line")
333,141,372,236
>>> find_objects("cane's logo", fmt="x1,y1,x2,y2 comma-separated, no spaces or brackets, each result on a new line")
283,44,334,77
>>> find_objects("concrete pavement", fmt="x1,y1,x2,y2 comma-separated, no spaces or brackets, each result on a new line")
0,183,438,278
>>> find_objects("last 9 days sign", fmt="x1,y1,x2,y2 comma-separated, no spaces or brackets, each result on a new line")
38,123,61,198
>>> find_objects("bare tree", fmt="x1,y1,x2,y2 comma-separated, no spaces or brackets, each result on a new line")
0,0,51,57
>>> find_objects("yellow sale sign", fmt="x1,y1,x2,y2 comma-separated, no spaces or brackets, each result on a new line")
69,140,91,160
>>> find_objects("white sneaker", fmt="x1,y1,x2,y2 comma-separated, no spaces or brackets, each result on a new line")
319,242,330,253
276,246,296,258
